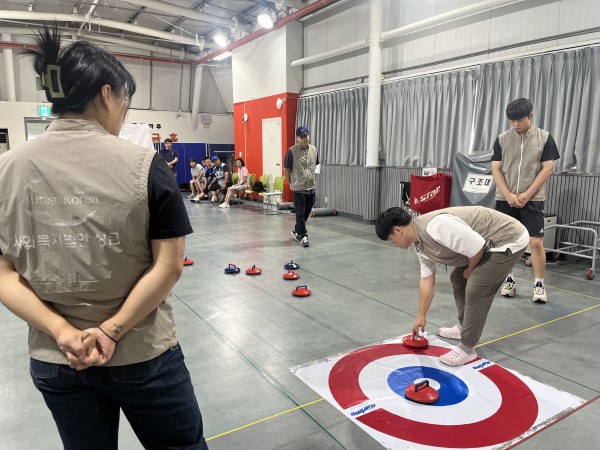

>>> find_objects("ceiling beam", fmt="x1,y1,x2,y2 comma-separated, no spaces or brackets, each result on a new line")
123,0,252,32
0,10,215,49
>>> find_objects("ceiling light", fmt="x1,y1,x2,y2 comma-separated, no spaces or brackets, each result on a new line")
212,51,232,62
213,30,229,48
72,6,78,14
27,3,34,12
257,10,274,29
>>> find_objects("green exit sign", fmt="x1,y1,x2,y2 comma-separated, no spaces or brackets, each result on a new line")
37,104,52,117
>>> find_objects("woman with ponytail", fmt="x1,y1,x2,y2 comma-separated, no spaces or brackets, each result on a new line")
0,25,209,449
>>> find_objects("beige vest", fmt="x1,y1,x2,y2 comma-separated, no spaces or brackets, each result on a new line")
495,125,550,201
288,143,317,191
413,206,526,267
0,120,176,365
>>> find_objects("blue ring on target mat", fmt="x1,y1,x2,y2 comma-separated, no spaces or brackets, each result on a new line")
388,366,468,406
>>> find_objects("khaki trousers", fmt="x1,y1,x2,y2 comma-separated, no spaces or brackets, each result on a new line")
450,248,526,347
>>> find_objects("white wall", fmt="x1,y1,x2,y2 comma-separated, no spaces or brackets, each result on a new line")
232,23,304,102
302,0,600,89
127,109,233,144
0,35,227,115
303,0,370,90
0,102,233,149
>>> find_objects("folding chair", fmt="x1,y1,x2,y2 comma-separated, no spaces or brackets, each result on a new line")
260,176,284,215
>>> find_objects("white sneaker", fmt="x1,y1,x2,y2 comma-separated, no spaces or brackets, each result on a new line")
219,203,230,208
438,324,461,339
187,193,195,198
533,282,548,304
501,278,516,297
301,236,309,247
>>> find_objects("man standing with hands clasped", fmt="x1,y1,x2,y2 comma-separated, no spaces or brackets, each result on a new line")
284,126,319,248
161,138,179,179
492,98,560,304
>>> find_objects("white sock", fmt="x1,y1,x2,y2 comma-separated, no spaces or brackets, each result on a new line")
535,278,544,285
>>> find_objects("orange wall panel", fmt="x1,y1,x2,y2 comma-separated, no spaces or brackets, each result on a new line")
234,93,299,182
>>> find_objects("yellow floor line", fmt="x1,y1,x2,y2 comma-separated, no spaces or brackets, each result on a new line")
206,398,325,441
477,301,600,348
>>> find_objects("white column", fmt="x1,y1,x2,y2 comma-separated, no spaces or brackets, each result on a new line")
365,0,382,167
190,64,204,130
2,33,17,101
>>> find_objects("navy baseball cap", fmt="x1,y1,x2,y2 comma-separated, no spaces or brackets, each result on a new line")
211,155,219,160
296,126,309,136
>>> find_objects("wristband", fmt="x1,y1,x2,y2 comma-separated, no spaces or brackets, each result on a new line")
98,326,118,344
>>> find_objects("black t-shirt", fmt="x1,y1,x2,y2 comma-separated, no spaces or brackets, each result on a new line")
492,133,560,162
148,154,193,239
161,148,178,174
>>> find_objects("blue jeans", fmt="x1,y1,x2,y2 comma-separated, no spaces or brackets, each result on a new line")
30,344,209,450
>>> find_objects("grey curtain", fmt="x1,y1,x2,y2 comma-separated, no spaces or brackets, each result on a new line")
380,69,477,168
296,86,367,165
472,46,600,173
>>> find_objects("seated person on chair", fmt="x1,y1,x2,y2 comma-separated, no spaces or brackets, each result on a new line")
207,156,231,204
191,157,213,202
187,159,203,199
220,158,249,208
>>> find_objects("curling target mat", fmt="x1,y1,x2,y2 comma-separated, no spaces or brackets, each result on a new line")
290,336,585,450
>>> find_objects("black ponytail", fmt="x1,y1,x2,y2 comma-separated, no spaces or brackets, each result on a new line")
25,23,136,115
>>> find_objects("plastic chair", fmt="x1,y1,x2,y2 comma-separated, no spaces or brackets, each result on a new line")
260,176,284,214
257,175,269,202
232,172,239,185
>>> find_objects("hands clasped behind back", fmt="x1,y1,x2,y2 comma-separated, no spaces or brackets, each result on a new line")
57,327,116,371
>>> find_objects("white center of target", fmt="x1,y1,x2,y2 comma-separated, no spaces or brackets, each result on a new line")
357,354,502,425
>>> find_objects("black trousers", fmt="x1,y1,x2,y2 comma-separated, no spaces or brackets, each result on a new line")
293,190,315,237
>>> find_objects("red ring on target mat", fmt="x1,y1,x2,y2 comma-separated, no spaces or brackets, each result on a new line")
328,344,538,448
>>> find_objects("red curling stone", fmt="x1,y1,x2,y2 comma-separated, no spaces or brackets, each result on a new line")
405,380,439,405
402,334,429,348
246,265,262,275
292,285,311,297
283,270,300,280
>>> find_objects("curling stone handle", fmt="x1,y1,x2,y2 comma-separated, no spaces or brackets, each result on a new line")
414,380,429,392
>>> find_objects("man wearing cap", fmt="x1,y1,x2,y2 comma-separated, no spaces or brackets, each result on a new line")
161,138,178,178
492,98,560,304
284,126,319,248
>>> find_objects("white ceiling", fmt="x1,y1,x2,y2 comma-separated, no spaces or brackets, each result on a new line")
0,0,311,59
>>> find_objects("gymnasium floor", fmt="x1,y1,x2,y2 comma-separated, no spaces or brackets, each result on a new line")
1,197,599,449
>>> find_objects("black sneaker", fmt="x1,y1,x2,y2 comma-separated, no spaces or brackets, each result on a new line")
301,236,309,247
291,230,302,242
